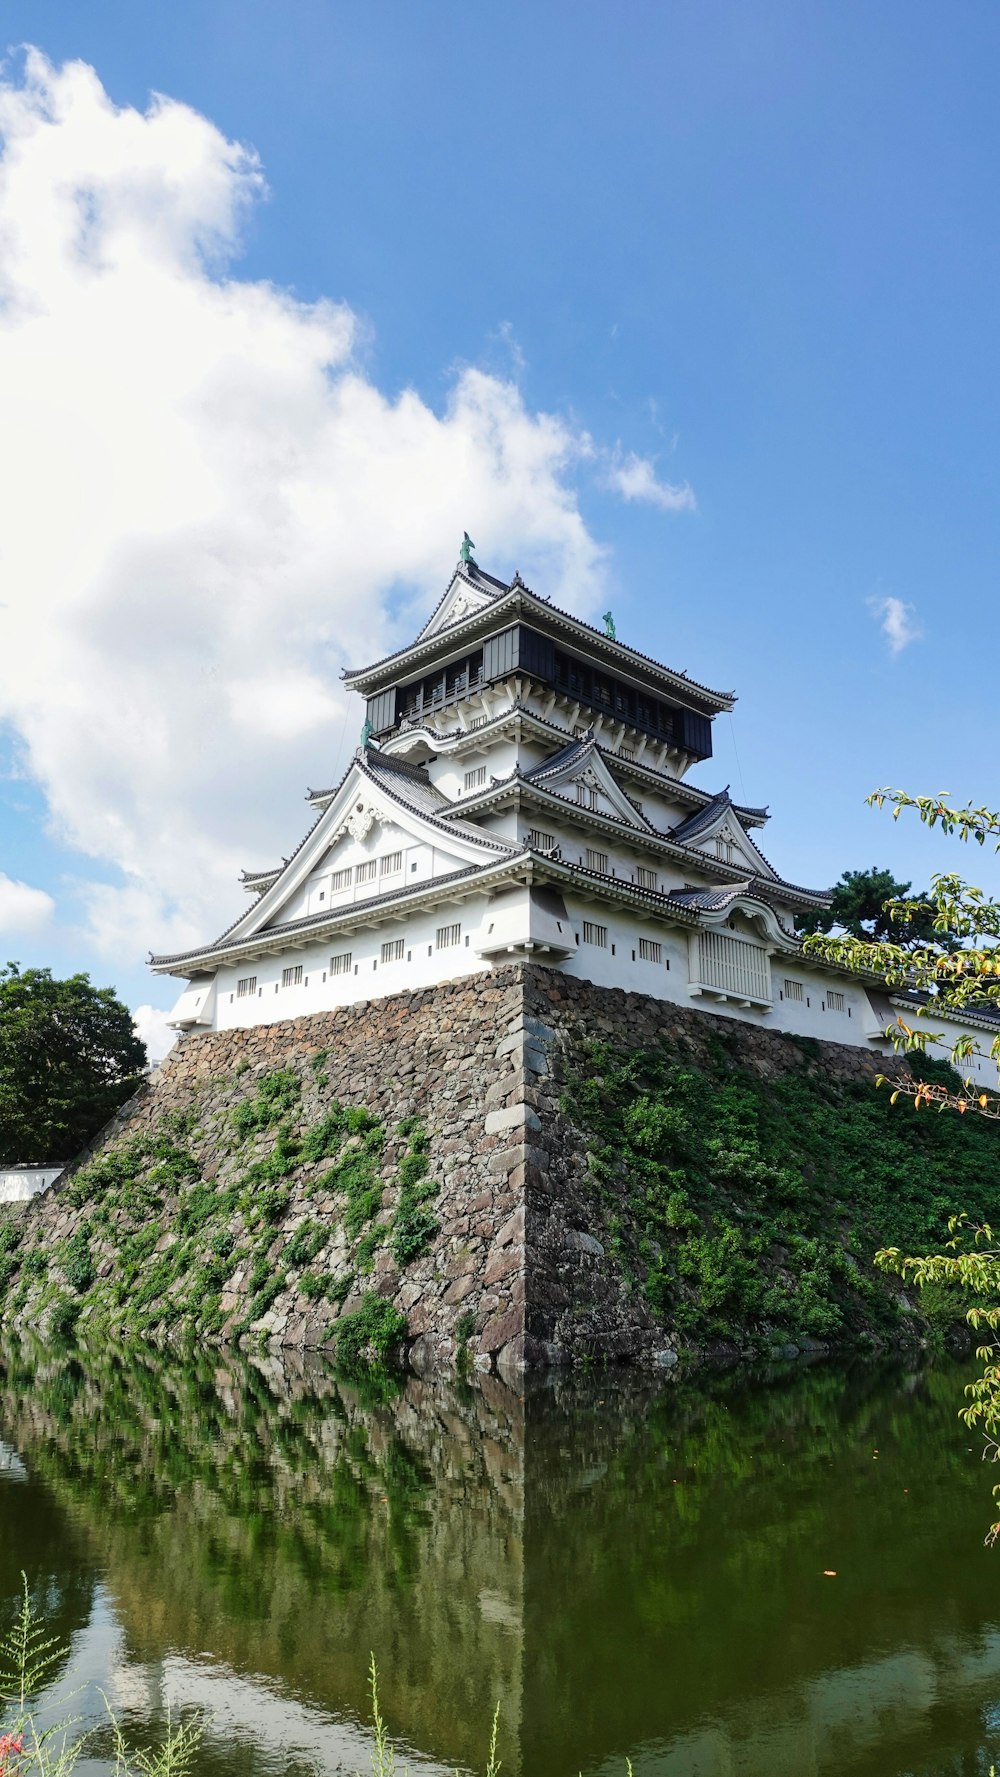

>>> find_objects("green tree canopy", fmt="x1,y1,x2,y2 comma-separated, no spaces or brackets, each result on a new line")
803,790,1000,1113
0,964,147,1166
797,864,940,946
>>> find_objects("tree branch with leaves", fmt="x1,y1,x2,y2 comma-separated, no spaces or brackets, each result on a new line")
804,791,1000,1536
803,790,1000,1117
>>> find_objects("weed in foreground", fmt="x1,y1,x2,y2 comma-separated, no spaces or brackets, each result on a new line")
0,1576,200,1775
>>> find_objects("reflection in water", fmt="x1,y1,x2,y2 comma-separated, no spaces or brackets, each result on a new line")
0,1338,999,1776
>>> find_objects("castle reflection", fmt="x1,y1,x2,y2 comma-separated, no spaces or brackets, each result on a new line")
1,1338,999,1777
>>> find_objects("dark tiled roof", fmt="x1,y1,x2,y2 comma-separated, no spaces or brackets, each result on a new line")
362,749,515,850
150,860,515,970
890,990,1000,1031
523,737,591,779
666,881,756,913
667,791,829,902
411,561,510,640
375,699,769,823
668,791,733,846
343,568,734,708
441,767,829,905
151,748,518,971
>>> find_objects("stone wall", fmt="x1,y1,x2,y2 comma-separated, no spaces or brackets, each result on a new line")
518,969,884,1365
1,961,916,1375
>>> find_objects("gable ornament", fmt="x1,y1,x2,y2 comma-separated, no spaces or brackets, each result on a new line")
336,800,380,844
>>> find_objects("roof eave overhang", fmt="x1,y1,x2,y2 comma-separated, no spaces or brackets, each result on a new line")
443,779,829,909
151,854,535,978
344,588,734,715
887,991,1000,1034
374,703,767,824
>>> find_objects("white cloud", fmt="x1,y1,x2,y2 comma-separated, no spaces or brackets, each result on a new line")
0,873,54,934
131,1002,177,1063
868,594,923,656
0,50,628,964
604,448,696,513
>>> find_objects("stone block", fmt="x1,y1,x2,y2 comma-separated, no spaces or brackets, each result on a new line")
479,1305,523,1354
563,1229,605,1258
496,1207,525,1248
442,1273,477,1305
484,1104,542,1137
483,1245,524,1287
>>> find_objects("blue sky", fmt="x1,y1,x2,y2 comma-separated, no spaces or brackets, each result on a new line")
1,1,998,1049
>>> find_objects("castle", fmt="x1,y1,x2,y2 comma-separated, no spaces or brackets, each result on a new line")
152,546,996,1080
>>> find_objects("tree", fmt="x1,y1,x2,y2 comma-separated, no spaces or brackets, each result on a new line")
797,864,941,946
803,790,1000,1113
0,964,147,1166
804,792,1000,1535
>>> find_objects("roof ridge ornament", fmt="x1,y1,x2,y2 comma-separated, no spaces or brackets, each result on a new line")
459,532,476,565
602,610,617,640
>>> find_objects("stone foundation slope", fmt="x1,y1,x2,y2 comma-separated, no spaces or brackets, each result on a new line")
2,964,999,1371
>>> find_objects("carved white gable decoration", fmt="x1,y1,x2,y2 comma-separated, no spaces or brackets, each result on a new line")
447,591,483,626
338,799,382,844
419,574,496,639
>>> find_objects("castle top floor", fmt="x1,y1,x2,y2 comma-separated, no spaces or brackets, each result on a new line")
343,550,735,769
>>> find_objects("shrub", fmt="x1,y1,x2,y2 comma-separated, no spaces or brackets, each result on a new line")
231,1069,301,1140
390,1119,438,1267
298,1269,331,1299
335,1292,407,1369
354,1226,382,1274
48,1295,81,1340
62,1227,95,1295
285,1218,327,1269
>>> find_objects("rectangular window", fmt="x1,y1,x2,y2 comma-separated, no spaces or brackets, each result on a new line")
528,828,556,851
380,851,403,877
236,976,257,999
329,952,353,976
783,979,804,1002
330,867,352,891
638,938,662,963
464,766,487,791
619,747,635,762
586,848,609,875
381,938,405,963
355,860,376,884
637,866,657,891
281,965,303,988
582,921,608,948
697,931,770,1004
826,990,845,1012
436,922,462,949
468,715,489,730
715,837,735,864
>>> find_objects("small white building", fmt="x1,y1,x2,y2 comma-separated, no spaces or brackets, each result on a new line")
150,550,989,1076
0,1165,64,1203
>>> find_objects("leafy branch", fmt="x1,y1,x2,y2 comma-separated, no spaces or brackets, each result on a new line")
803,788,1000,1115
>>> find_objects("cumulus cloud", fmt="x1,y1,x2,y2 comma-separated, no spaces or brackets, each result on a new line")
0,873,54,934
868,594,923,656
604,448,696,513
0,49,656,964
131,1002,177,1064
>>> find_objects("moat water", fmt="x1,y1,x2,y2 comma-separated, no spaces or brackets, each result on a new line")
1,1338,999,1777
